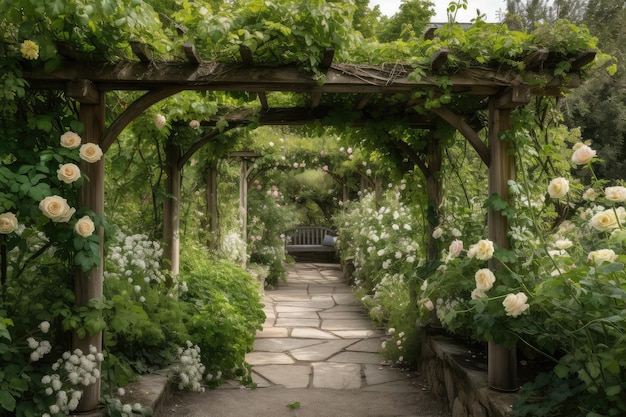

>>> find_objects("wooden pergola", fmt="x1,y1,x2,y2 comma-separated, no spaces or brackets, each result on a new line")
23,42,595,411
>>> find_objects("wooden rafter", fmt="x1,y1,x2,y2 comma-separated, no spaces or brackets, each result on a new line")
310,48,335,109
239,45,269,110
183,43,201,64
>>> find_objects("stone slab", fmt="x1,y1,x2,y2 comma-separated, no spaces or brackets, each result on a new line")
327,351,383,365
291,328,339,340
275,318,320,328
321,319,374,331
252,365,311,388
332,293,360,305
255,327,289,338
362,364,417,385
245,352,295,365
346,338,383,353
277,311,320,319
311,362,362,389
275,305,321,313
290,339,355,361
318,310,367,320
254,338,322,353
331,330,384,339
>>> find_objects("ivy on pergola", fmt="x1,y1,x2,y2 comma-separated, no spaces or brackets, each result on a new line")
23,34,597,410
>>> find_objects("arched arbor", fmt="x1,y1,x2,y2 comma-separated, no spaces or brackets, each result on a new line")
24,42,595,410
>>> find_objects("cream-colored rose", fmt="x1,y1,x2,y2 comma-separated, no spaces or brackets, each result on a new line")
57,163,81,184
502,292,529,317
587,249,618,266
467,239,494,260
590,209,619,232
582,188,596,201
571,144,596,165
605,186,626,203
79,143,103,163
475,268,496,291
471,288,487,300
74,216,95,237
548,177,570,199
20,40,39,60
0,212,18,234
432,227,443,239
60,131,82,149
554,239,573,250
39,196,75,223
189,120,200,129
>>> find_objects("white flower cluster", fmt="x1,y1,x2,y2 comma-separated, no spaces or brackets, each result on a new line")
104,230,166,283
27,336,52,362
40,345,103,415
221,230,247,264
171,341,206,392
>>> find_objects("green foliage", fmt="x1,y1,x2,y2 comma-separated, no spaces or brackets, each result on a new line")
180,246,265,386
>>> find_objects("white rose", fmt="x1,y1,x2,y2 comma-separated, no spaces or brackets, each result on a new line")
432,227,443,239
571,144,596,165
418,298,435,311
605,186,626,203
474,268,496,291
189,119,200,129
502,292,530,317
39,196,75,223
155,114,166,129
583,188,596,201
548,177,570,199
587,249,618,266
448,240,463,258
554,239,573,250
74,216,95,237
79,143,103,163
467,239,494,260
0,212,18,234
471,288,487,300
590,209,619,232
60,131,82,149
57,163,81,184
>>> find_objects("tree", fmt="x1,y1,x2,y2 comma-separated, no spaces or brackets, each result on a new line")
377,0,435,42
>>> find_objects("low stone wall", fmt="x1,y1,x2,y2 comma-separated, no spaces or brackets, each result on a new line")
418,331,517,417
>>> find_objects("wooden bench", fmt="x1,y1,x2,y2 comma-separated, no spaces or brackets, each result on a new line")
284,226,338,262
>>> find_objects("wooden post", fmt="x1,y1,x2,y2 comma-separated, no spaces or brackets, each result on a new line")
487,99,517,391
163,143,181,279
426,135,443,261
206,161,219,250
239,159,248,267
74,93,106,411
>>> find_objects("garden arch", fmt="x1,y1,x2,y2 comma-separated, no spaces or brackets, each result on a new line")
24,43,595,410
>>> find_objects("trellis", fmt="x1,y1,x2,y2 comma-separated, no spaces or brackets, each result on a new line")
23,41,595,411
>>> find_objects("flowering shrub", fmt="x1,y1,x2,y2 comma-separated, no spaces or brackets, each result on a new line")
335,187,423,364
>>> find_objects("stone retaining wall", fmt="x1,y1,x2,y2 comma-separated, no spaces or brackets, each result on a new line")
418,331,517,417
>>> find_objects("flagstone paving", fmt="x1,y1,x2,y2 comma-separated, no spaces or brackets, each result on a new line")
160,263,451,417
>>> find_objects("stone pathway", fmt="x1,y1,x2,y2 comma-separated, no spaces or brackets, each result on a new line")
160,263,451,417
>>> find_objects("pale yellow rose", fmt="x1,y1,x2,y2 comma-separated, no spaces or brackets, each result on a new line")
60,131,82,149
590,209,619,232
39,196,75,223
20,40,39,60
502,292,529,317
475,268,496,291
587,249,618,266
57,163,81,184
79,143,103,163
471,288,487,300
0,212,18,234
554,239,573,250
189,120,200,129
548,177,569,199
582,188,596,201
605,186,626,203
467,239,494,260
74,216,95,237
571,144,596,165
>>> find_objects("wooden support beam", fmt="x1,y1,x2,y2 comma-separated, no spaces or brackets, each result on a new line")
66,80,100,104
430,48,449,70
74,92,106,412
183,42,201,64
432,107,490,166
55,41,85,61
570,49,597,70
487,99,517,392
310,48,335,108
163,143,181,279
355,93,373,110
495,85,531,109
424,26,437,40
524,47,549,70
258,92,269,110
130,42,153,63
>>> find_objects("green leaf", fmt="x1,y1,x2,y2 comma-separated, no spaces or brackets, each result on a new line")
286,401,300,409
0,390,16,412
605,385,621,397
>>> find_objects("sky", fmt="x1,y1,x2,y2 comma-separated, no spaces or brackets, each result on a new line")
369,0,507,23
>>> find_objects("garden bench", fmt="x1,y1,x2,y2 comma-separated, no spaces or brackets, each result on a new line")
284,226,338,262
